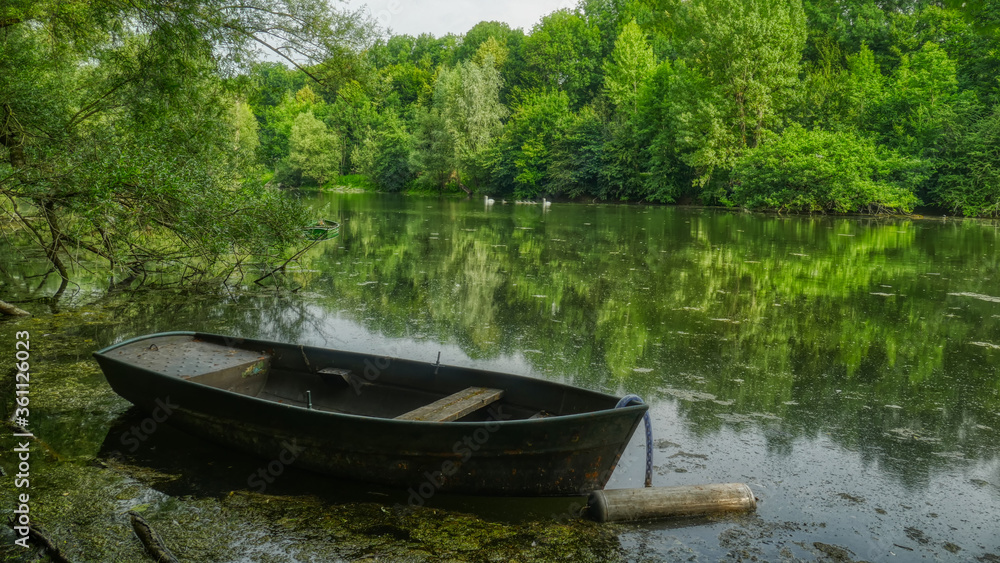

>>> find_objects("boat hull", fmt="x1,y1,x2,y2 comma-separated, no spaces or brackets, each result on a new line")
94,332,647,496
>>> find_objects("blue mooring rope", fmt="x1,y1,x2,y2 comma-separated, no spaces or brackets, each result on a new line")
615,394,653,487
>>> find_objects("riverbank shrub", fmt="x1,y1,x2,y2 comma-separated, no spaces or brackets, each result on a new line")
352,115,415,192
730,125,924,213
931,107,1000,217
286,111,341,186
484,90,573,198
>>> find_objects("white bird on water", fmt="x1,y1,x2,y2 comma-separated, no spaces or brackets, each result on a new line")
485,195,495,205
542,198,552,208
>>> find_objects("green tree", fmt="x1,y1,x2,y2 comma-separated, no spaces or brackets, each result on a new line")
381,35,418,66
326,80,384,176
841,44,888,131
485,90,572,198
619,0,684,59
635,60,690,203
262,85,330,172
441,60,507,172
286,111,341,185
943,5,1000,104
548,106,608,198
603,19,656,117
932,107,1000,216
381,63,434,107
457,21,520,63
0,0,372,285
522,10,603,109
411,33,460,69
599,19,657,201
456,21,526,103
353,111,414,192
668,0,807,192
232,100,261,164
876,42,974,160
800,0,901,70
731,125,923,213
410,59,506,191
248,62,307,111
410,107,456,190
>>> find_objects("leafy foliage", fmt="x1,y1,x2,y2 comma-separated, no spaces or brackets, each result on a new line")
931,106,1000,216
409,58,506,191
521,10,603,109
731,125,923,213
667,0,808,190
603,20,657,117
548,107,608,198
352,112,415,192
287,111,341,185
485,91,572,198
0,0,373,286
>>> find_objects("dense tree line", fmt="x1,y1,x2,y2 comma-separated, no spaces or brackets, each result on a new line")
252,0,1000,216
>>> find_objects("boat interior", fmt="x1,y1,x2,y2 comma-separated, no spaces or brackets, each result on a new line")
104,334,609,421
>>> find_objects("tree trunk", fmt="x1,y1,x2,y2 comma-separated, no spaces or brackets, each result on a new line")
1,103,25,167
451,170,472,195
0,299,29,316
40,199,69,282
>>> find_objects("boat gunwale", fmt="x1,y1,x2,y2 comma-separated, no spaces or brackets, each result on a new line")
94,331,648,427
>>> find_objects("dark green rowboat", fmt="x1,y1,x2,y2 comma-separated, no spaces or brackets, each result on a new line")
93,332,647,496
303,219,339,241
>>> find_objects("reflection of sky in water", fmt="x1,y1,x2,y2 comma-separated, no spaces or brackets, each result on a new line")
612,400,1000,561
3,192,1000,560
272,304,545,379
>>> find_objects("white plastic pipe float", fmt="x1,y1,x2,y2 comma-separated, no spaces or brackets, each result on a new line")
587,483,757,523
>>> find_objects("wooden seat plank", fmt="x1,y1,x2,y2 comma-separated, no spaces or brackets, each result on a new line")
395,387,504,422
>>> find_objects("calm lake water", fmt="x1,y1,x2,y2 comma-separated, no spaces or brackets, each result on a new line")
1,192,999,561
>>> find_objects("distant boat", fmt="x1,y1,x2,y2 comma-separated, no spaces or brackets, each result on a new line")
94,332,648,496
303,219,339,241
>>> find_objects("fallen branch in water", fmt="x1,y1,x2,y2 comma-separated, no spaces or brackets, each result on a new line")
6,519,72,563
128,511,179,563
0,298,29,316
253,238,322,285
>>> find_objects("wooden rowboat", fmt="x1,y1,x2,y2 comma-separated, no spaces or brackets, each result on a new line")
303,219,339,241
93,332,648,496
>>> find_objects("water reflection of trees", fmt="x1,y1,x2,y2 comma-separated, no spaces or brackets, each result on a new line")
3,195,999,487
294,197,1000,484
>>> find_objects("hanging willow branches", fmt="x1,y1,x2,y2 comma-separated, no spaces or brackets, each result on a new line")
0,0,374,287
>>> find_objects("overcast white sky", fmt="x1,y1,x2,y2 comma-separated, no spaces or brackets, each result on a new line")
346,0,575,38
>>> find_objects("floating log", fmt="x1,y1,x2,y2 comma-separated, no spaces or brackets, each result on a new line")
587,483,756,523
0,299,30,316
